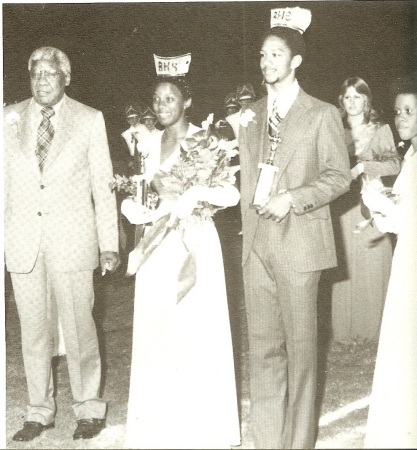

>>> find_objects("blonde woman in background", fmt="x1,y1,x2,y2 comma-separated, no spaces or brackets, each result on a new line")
330,77,401,342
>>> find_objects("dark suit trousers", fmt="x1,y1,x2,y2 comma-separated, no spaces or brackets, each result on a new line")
243,221,320,449
11,237,106,424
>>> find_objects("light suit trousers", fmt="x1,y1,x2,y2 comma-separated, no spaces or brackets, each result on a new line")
11,239,106,425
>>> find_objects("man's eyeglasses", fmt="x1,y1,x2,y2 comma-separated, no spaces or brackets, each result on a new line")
30,70,62,81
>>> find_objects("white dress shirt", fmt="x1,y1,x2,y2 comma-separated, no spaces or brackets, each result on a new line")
267,79,300,120
30,94,65,146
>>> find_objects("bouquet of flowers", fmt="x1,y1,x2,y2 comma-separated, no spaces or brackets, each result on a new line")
159,114,239,220
355,175,400,233
109,174,137,197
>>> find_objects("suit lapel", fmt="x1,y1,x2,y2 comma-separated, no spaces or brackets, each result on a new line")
273,90,310,186
43,96,74,170
247,97,269,164
17,101,34,156
258,100,270,163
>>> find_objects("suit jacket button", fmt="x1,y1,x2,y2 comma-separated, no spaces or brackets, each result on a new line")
40,185,45,189
38,212,42,216
303,206,307,211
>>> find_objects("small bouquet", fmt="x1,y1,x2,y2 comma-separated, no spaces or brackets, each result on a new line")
109,174,159,210
355,175,400,233
109,174,137,197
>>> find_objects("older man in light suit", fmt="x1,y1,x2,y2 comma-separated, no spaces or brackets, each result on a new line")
4,47,120,442
238,8,351,449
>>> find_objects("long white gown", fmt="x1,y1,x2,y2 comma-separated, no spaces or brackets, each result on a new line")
124,124,241,449
365,146,417,448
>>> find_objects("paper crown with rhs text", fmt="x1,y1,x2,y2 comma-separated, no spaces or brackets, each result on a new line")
153,53,191,77
270,7,312,34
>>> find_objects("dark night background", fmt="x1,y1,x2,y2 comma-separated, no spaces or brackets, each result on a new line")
3,1,417,163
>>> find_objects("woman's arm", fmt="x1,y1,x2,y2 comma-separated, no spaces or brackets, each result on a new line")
361,124,401,178
171,184,240,220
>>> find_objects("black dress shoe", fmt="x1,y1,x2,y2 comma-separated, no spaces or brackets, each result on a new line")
73,418,105,440
13,421,54,441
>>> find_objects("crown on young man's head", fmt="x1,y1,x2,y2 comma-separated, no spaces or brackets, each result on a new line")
270,6,312,34
153,53,191,77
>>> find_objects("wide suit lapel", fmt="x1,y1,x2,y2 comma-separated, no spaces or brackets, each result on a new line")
16,101,34,156
247,97,269,166
271,89,311,190
242,97,269,206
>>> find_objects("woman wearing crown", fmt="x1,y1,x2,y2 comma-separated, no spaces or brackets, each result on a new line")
121,54,241,449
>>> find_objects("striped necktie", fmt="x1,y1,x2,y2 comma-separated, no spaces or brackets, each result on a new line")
36,106,55,172
268,98,282,138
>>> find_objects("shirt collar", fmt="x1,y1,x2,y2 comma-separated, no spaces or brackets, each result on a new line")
267,79,299,119
32,93,65,117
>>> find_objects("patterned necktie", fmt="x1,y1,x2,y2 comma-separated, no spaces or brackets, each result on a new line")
36,106,55,172
268,98,282,137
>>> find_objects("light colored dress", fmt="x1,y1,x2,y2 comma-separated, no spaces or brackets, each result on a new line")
330,122,400,341
365,145,417,448
124,124,241,449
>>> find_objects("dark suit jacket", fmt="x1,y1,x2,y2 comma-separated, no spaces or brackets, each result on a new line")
239,89,351,272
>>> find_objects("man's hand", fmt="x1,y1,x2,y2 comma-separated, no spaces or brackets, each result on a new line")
257,192,292,223
100,251,120,275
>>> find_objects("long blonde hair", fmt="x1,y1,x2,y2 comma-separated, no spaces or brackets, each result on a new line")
338,77,379,128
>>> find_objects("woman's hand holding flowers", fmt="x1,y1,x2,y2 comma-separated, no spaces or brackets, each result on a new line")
355,176,400,234
170,186,206,223
361,189,397,218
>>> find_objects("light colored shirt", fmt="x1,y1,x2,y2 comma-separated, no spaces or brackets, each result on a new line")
122,123,150,156
30,94,65,146
267,79,300,120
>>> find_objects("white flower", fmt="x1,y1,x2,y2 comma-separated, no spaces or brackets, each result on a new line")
6,111,20,138
217,138,239,158
201,113,214,131
6,111,20,125
240,109,256,127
